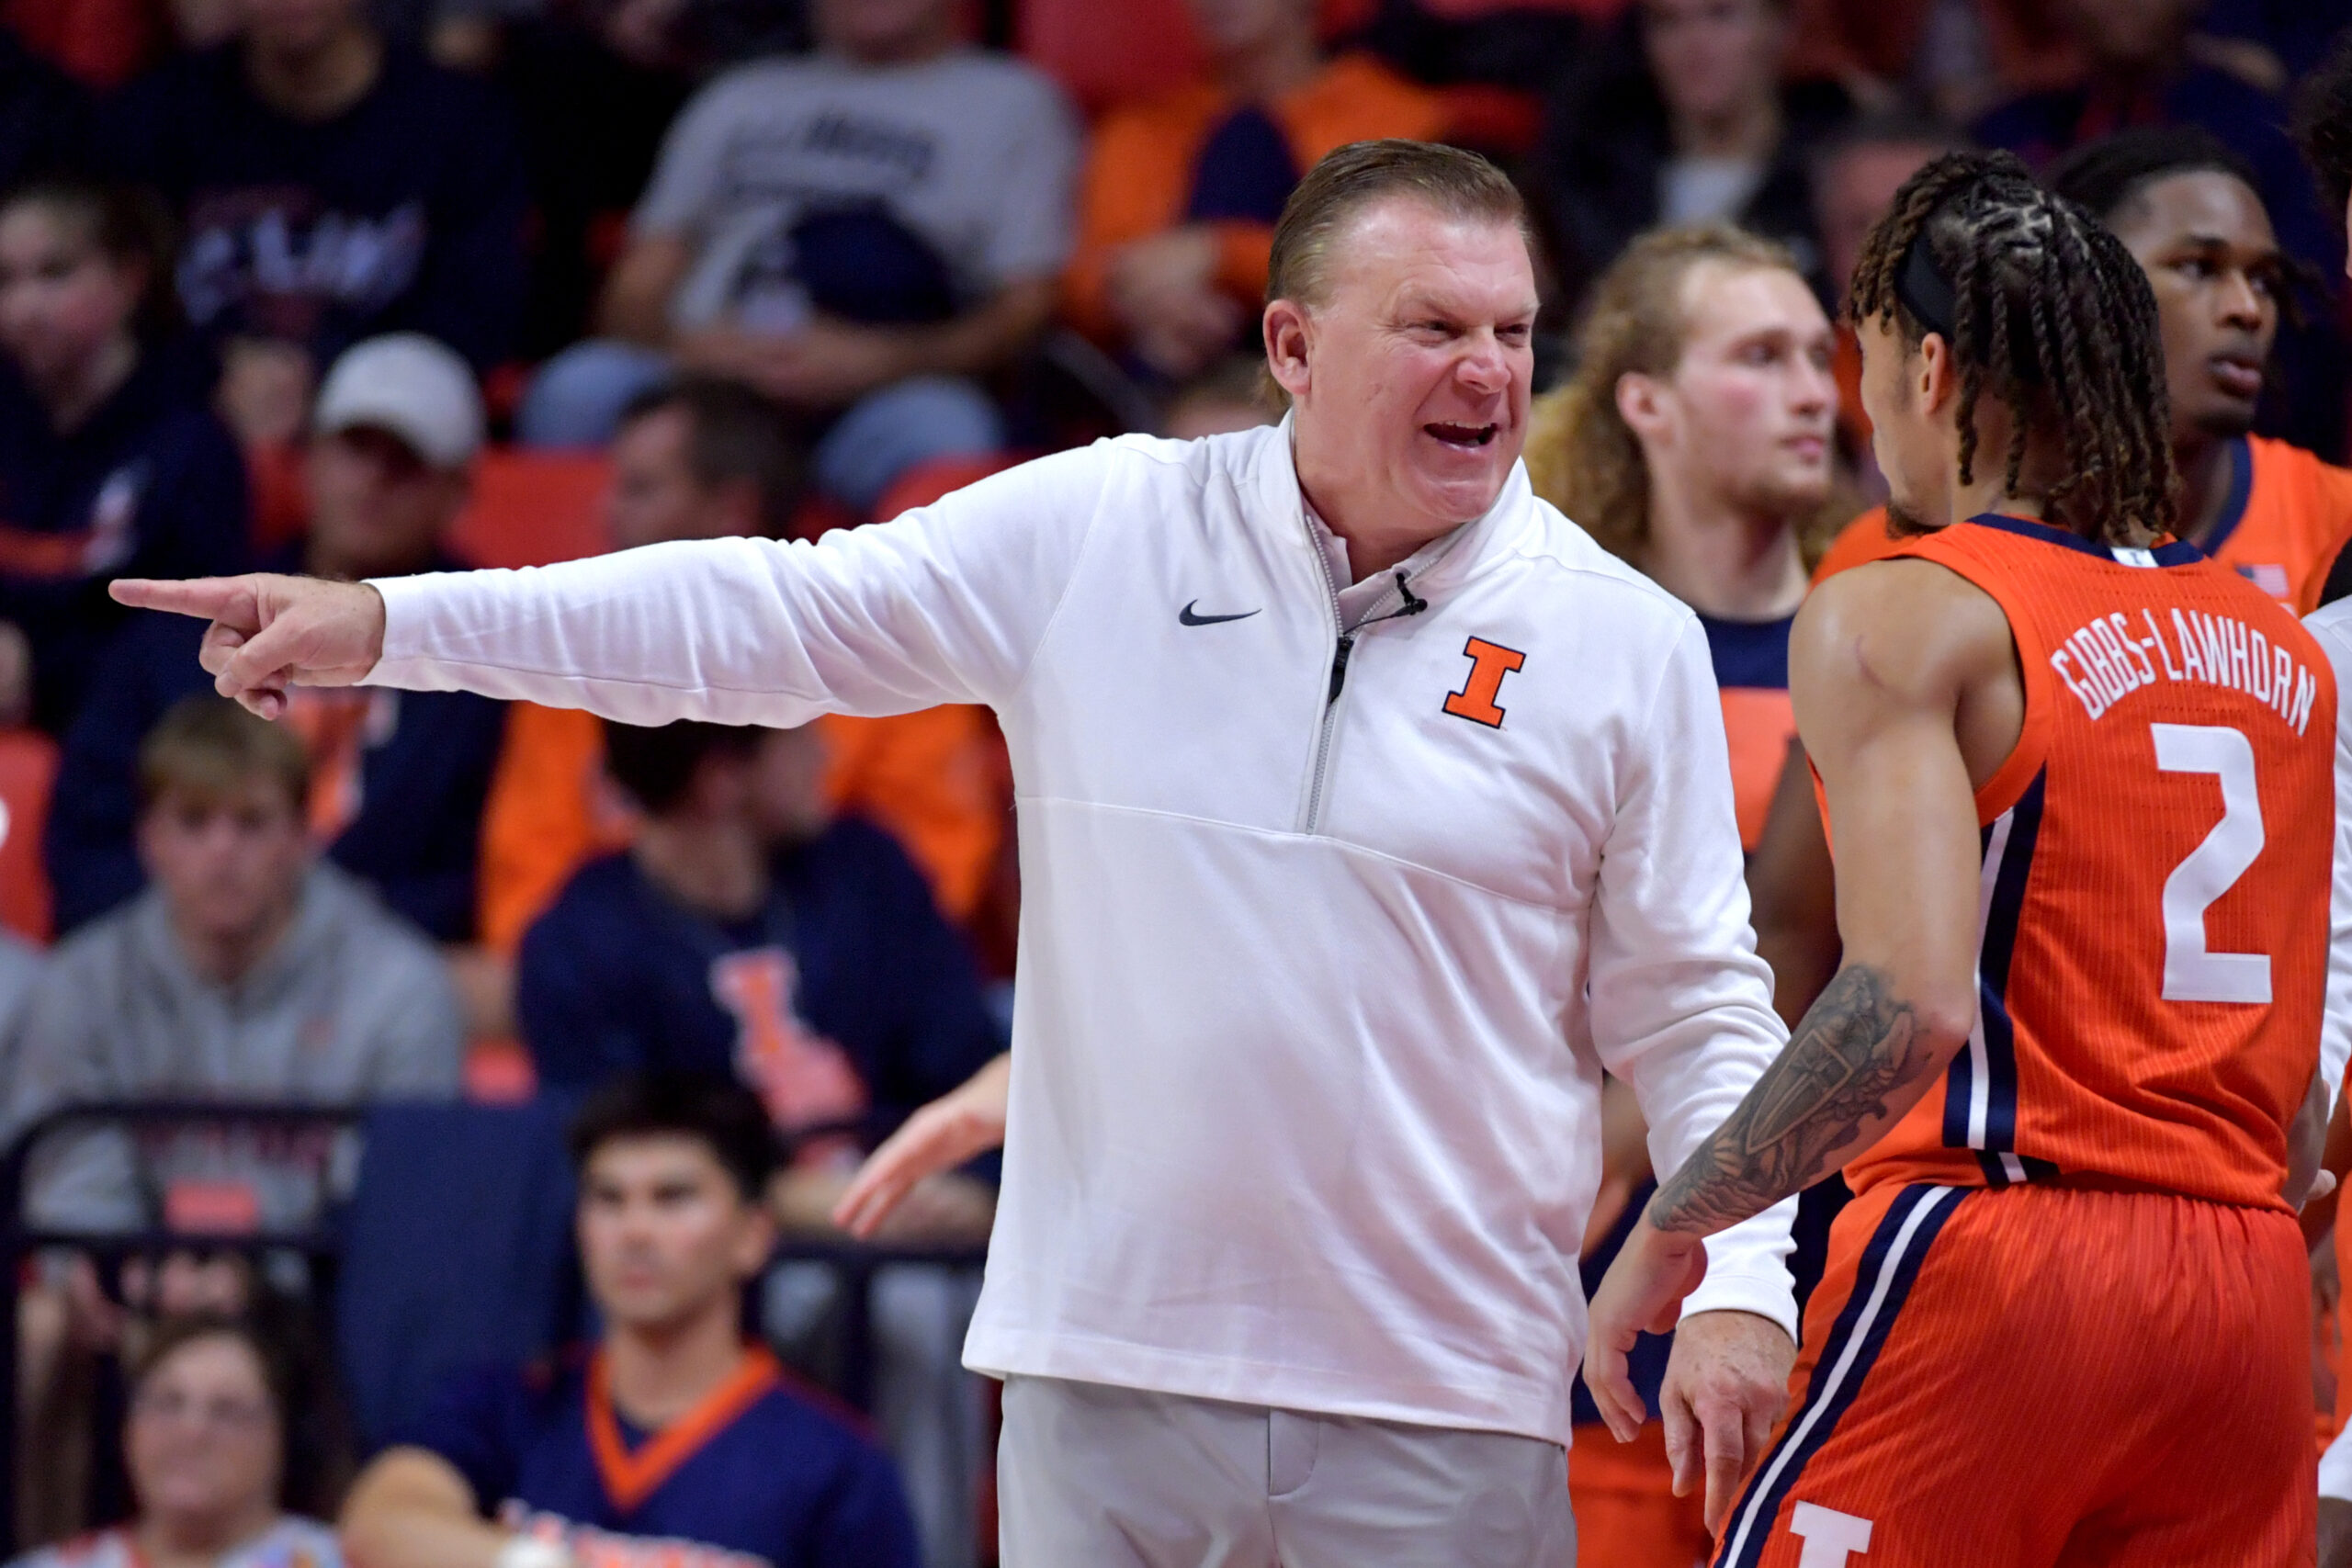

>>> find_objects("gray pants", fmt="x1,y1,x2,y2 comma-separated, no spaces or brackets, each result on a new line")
998,1376,1577,1567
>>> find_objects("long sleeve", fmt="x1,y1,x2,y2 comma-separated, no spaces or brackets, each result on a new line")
368,446,1111,724
1588,615,1799,1339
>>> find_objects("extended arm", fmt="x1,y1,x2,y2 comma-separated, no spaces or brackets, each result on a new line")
111,449,1105,724
1653,562,1989,1231
1586,562,1999,1460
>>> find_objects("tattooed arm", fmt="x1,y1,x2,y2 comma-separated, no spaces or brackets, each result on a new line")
1586,559,2012,1473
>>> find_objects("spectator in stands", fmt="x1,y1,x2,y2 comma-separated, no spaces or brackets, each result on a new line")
47,334,508,942
6,1314,344,1568
517,719,998,1212
477,378,1000,957
518,0,1078,515
96,0,528,448
6,694,463,1237
0,176,249,736
1971,0,2342,455
340,1071,921,1568
1535,0,1854,310
515,718,996,1568
1061,0,1446,383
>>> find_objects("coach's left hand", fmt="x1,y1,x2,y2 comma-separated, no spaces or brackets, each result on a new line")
1663,1309,1795,1536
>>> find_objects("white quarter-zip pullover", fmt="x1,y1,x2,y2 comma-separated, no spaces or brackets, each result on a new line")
368,419,1798,1444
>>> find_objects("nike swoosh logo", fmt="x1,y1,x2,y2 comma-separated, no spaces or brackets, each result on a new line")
1179,601,1261,626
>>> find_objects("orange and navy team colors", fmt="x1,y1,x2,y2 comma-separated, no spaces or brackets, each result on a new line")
1723,514,2335,1566
396,1345,922,1568
1699,611,1799,853
1818,434,2352,611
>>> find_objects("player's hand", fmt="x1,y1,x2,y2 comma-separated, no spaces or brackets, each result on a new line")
1582,1214,1709,1438
1662,1308,1795,1536
109,573,387,719
834,1054,1010,1238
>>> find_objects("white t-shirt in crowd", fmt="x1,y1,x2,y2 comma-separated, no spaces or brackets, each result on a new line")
634,47,1080,331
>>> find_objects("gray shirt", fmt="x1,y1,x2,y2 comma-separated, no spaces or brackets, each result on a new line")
635,48,1079,331
6,863,463,1233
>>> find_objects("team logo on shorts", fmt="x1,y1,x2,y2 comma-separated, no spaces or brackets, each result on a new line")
1789,1502,1873,1565
1442,637,1527,728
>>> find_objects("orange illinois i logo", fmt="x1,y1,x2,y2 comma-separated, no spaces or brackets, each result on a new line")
709,947,868,1133
1442,637,1528,728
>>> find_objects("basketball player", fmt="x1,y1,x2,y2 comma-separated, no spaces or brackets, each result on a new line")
1588,150,2340,1563
1760,124,2352,1031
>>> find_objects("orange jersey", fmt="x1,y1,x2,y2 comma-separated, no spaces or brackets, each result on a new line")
1839,514,2335,1210
1821,434,2352,607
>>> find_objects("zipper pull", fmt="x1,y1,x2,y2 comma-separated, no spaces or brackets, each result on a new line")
1327,632,1356,705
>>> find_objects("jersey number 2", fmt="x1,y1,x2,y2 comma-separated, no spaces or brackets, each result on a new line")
2152,723,2271,1005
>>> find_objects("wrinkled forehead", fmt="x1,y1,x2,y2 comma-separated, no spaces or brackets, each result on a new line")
1316,197,1539,319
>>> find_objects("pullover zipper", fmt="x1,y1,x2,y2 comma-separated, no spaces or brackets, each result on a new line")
1303,546,1430,831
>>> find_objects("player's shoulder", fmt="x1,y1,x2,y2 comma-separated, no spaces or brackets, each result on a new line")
1797,550,2012,696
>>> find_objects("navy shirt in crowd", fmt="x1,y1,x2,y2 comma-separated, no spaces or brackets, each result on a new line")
399,1348,921,1568
0,344,249,734
518,819,1000,1143
44,548,506,940
98,42,528,375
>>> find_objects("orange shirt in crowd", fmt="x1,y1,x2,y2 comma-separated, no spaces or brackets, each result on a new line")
1061,53,1446,346
1818,434,2352,609
477,704,1003,954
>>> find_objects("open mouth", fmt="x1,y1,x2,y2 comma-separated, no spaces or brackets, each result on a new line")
1425,422,1498,449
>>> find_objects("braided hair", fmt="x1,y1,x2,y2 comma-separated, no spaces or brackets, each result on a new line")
1849,151,2177,546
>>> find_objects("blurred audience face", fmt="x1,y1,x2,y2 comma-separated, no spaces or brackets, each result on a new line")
138,775,311,954
2105,170,2281,445
304,426,467,581
578,1135,773,1335
749,726,832,846
1187,0,1314,59
606,405,756,550
1815,141,1945,307
2059,0,2194,72
241,0,361,55
1275,199,1537,531
125,1333,283,1543
812,0,951,62
0,199,141,403
1620,260,1836,518
1642,0,1786,130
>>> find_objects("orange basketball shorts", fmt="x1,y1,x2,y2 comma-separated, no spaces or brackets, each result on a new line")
1713,1181,2313,1568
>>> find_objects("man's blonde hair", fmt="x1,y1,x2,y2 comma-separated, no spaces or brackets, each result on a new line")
1526,224,1849,570
138,694,309,818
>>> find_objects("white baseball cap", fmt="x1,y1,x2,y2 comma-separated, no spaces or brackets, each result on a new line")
312,333,485,470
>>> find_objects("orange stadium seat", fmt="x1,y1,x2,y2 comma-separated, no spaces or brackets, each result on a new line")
445,448,612,569
871,454,1021,521
0,728,55,944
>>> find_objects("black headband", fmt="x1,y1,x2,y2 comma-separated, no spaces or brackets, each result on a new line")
1894,226,2044,385
1894,231,1957,340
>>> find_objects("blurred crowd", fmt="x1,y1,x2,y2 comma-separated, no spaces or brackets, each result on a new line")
0,0,2346,1563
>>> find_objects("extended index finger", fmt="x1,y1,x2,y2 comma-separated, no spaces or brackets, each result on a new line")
110,576,260,625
